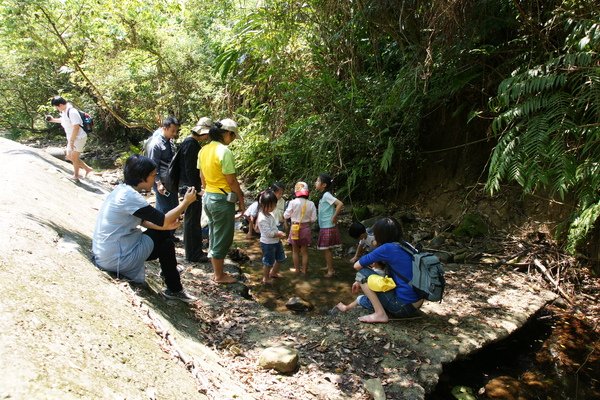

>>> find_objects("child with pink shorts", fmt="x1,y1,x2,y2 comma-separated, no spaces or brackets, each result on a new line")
315,173,344,278
283,181,317,275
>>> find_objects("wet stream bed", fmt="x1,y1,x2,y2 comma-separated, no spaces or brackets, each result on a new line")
230,229,600,400
231,228,358,314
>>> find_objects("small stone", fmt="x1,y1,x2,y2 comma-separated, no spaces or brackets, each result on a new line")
364,378,386,400
285,297,313,312
258,346,299,373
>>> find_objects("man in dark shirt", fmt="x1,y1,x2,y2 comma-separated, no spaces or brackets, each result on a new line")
148,116,180,239
179,117,213,262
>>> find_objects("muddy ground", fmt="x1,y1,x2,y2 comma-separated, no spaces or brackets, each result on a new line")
0,137,597,400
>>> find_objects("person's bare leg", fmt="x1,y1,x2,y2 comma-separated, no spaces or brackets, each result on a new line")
66,150,79,180
80,158,93,177
246,220,255,238
269,261,282,278
323,249,335,277
262,265,272,284
212,257,237,283
291,244,301,273
301,246,309,274
358,283,389,323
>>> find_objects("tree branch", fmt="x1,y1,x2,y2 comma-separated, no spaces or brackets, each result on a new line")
37,5,148,130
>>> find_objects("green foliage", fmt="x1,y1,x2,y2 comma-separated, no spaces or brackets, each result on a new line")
3,0,600,256
453,213,489,238
487,5,600,252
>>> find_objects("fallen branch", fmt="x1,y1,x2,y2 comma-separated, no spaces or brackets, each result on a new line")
533,259,573,305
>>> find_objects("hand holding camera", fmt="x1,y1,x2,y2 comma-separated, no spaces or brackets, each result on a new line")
182,186,198,205
45,115,53,122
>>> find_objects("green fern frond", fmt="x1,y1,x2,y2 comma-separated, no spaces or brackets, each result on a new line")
379,137,394,173
567,201,600,253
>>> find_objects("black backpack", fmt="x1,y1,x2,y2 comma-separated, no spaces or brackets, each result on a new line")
69,108,94,134
160,147,182,194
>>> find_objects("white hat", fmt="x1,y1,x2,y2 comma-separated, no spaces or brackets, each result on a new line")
219,118,240,138
191,117,213,135
294,181,309,197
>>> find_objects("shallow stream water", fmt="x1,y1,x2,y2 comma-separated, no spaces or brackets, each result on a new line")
231,228,599,400
232,227,359,314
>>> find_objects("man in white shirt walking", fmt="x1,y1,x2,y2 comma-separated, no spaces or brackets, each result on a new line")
46,96,93,181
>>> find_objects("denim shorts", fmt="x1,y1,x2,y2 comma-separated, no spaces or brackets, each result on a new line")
356,268,419,318
260,242,286,267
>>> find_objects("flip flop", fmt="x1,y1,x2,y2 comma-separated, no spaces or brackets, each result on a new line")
269,273,284,279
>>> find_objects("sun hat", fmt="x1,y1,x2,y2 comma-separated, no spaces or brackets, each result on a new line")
191,117,213,135
367,275,397,292
294,181,309,197
219,118,242,139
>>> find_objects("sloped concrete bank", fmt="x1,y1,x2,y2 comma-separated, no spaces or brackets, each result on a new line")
0,138,557,399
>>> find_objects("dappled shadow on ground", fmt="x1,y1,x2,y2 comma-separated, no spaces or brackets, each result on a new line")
24,214,93,260
6,148,108,195
122,225,559,399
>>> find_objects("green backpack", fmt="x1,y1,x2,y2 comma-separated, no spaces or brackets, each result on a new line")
397,242,446,302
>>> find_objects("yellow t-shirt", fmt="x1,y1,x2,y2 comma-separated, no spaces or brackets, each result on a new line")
198,141,236,193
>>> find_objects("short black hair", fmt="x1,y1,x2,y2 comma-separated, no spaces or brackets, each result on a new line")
348,222,367,239
162,116,180,128
259,189,278,211
50,96,67,106
123,155,157,186
372,217,403,245
271,182,285,192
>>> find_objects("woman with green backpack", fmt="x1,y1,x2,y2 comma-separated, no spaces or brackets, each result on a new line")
336,217,423,323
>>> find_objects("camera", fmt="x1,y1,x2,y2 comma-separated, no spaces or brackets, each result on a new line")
226,191,238,203
179,186,201,200
45,115,52,122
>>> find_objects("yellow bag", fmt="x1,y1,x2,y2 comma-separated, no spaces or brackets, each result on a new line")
290,223,300,240
290,199,307,241
367,275,397,292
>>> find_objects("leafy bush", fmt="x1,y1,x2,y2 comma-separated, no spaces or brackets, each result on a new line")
487,7,600,252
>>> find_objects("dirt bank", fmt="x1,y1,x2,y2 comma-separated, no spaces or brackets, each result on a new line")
0,138,560,399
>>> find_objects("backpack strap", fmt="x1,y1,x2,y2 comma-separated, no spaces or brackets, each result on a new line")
68,107,82,126
392,241,415,284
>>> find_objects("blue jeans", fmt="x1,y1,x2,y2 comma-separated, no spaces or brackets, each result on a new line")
154,183,179,214
356,268,419,318
260,242,286,267
154,183,179,237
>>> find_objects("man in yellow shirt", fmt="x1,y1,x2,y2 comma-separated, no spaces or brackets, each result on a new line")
198,118,245,283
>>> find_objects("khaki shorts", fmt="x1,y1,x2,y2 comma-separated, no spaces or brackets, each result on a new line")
67,135,88,154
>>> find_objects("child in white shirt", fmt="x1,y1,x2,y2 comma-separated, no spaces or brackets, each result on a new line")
257,189,287,284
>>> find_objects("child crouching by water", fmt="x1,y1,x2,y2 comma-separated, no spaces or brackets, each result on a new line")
257,189,287,284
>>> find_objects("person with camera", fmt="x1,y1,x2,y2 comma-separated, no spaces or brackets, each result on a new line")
198,118,245,283
92,155,197,303
46,96,93,181
178,117,213,263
